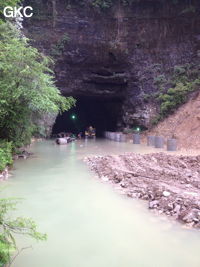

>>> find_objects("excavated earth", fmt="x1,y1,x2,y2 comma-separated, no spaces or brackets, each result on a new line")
85,152,200,229
146,92,200,150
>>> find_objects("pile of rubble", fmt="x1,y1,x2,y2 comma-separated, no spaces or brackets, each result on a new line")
85,153,200,228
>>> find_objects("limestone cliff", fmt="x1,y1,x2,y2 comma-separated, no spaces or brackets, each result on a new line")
23,0,200,129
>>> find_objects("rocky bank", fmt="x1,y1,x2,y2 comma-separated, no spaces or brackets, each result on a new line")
85,152,200,228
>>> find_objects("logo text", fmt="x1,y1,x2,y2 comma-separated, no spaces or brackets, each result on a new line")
3,6,33,18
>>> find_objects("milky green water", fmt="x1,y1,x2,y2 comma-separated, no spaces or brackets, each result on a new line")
2,140,200,267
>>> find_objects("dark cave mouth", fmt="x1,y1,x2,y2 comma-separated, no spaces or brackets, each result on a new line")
52,96,123,137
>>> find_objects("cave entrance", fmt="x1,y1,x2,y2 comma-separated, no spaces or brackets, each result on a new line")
52,96,123,137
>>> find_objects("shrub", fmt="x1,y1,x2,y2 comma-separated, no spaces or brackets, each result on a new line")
151,114,163,126
152,63,200,125
153,74,167,85
50,33,70,57
0,23,75,146
92,0,113,9
0,141,13,172
158,82,195,115
174,65,186,75
0,197,47,266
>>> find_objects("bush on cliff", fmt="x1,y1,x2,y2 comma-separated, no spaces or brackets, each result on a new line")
152,64,200,124
158,82,195,115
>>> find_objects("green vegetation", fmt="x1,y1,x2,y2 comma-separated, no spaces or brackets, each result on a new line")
92,0,113,9
158,82,196,115
152,63,200,125
0,142,13,172
0,3,53,264
0,0,19,24
50,33,70,57
0,22,75,149
0,197,46,266
153,74,167,89
0,0,75,171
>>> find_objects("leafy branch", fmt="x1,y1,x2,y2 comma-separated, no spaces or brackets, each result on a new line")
0,198,47,267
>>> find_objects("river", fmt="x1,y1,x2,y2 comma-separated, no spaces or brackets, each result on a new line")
2,140,200,267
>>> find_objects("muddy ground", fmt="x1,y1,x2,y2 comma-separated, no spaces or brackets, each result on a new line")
85,153,200,229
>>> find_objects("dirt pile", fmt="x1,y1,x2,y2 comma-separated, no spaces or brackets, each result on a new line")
145,92,200,150
85,153,200,228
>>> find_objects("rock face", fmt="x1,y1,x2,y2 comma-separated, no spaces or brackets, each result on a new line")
24,0,200,128
32,112,58,138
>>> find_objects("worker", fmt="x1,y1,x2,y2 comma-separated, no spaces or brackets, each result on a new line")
78,132,82,139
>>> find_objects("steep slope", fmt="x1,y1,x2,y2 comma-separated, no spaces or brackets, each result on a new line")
147,92,200,150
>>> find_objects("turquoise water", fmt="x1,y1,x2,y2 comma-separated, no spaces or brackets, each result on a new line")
2,140,200,267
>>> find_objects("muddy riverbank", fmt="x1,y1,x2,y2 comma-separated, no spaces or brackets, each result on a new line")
85,152,200,228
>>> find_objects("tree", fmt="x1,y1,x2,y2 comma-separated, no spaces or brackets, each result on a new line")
0,22,75,147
